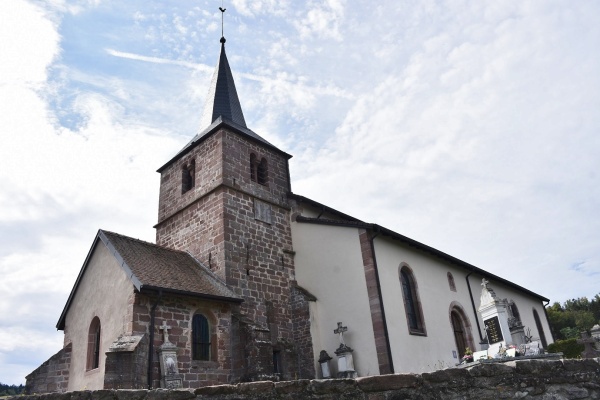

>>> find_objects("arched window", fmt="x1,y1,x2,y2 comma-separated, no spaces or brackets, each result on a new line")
447,272,456,292
533,309,548,348
192,314,211,361
182,159,195,193
86,317,101,370
508,300,522,328
399,265,426,335
257,158,268,185
250,153,268,186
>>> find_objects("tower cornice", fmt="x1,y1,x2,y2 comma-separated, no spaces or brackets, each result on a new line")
157,117,291,173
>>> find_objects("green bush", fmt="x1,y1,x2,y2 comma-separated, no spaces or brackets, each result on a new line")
547,338,584,359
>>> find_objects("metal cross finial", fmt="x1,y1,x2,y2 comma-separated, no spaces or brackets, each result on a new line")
219,2,226,42
334,322,348,345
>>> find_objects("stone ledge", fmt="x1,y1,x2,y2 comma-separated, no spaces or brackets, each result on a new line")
356,374,420,392
13,359,600,400
194,384,237,396
422,367,469,384
309,379,357,394
237,381,274,394
273,379,310,394
467,362,514,377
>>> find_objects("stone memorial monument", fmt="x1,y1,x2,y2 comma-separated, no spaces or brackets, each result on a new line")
157,321,183,389
578,331,600,359
478,279,513,357
333,322,357,378
318,350,333,379
591,324,600,350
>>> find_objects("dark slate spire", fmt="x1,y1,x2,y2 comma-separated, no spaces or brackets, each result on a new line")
156,9,292,173
199,35,247,130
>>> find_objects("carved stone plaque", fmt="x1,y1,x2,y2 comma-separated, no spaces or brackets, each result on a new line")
254,199,272,224
484,316,504,344
164,377,183,389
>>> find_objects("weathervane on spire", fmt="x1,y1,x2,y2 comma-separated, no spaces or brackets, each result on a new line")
219,1,226,44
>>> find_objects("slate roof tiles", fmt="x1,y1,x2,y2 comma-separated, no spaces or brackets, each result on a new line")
100,230,240,301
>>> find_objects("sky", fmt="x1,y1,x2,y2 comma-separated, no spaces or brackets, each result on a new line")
1,0,600,386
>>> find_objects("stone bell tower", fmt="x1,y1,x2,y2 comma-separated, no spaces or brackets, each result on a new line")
154,30,313,381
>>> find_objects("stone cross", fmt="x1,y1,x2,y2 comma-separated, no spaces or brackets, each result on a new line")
577,331,600,359
481,278,489,288
334,322,347,345
160,321,172,344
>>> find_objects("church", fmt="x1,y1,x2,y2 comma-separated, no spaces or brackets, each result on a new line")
26,26,554,394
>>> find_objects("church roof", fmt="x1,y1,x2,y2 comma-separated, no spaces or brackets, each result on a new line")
56,229,241,330
289,193,550,302
157,40,291,173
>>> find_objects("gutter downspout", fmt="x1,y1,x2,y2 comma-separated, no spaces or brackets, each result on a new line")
542,300,555,342
147,289,163,389
465,271,484,342
369,227,394,374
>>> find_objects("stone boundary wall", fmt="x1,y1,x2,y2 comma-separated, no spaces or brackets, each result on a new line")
15,358,600,400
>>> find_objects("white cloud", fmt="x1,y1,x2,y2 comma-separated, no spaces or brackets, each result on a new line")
231,0,289,17
291,1,600,302
0,1,60,84
105,48,212,71
294,0,345,41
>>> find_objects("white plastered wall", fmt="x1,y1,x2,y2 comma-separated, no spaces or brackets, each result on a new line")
374,236,552,373
375,236,479,372
63,241,134,391
291,221,380,377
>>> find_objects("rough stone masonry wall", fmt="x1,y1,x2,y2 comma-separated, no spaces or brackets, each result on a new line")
290,283,316,380
25,343,71,394
132,292,233,388
17,358,600,399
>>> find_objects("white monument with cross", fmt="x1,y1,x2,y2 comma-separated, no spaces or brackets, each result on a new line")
333,322,357,378
478,278,513,357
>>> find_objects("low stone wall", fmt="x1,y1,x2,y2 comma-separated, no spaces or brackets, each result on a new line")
25,343,71,394
16,358,600,399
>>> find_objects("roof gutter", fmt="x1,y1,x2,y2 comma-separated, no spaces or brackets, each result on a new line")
542,299,555,343
141,286,243,304
148,289,162,389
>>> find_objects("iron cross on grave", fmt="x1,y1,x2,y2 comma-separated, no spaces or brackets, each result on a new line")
334,322,348,345
160,321,172,344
